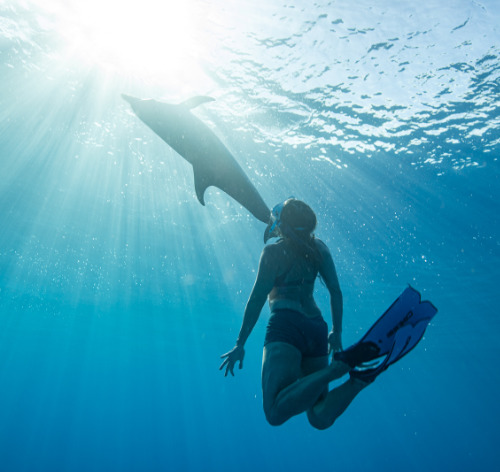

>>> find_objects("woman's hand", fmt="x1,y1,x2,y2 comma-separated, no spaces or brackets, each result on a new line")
328,331,343,356
219,345,246,377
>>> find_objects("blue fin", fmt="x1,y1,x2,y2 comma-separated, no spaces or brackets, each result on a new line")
336,286,437,381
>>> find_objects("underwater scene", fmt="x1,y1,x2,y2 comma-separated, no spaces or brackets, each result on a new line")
0,0,498,470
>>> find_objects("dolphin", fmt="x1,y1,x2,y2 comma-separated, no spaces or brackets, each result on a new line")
122,94,270,224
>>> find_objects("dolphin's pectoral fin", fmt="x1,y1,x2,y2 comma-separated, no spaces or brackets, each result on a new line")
180,96,215,110
193,168,210,206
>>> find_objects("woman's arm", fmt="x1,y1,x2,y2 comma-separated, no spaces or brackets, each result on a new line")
220,246,277,376
317,240,343,352
236,246,276,346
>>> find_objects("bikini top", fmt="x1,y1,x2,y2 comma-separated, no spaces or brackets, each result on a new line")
273,240,319,290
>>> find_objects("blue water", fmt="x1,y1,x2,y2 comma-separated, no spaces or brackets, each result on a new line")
0,0,499,470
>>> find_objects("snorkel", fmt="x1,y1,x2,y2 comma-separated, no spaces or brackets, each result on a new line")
263,198,289,243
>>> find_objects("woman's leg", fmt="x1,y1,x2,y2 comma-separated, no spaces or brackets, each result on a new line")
262,342,351,426
301,355,368,430
307,377,368,430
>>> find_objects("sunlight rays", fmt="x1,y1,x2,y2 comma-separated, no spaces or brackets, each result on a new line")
30,0,205,83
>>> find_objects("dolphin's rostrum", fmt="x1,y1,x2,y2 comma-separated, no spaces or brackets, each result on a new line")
122,94,270,224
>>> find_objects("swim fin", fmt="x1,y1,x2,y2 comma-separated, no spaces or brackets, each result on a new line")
335,286,437,382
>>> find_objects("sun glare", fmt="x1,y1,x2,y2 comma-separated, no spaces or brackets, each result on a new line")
36,0,202,79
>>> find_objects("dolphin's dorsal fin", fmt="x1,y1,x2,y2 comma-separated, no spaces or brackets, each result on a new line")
193,169,209,205
180,96,215,110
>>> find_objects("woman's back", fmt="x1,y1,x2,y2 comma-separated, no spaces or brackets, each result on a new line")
268,238,322,317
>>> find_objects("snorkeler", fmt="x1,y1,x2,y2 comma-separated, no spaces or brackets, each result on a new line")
220,199,378,429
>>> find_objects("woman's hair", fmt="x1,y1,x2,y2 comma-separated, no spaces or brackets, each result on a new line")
280,199,317,238
279,199,321,266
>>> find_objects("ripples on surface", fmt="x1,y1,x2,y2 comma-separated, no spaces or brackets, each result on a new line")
1,0,498,170
204,1,499,173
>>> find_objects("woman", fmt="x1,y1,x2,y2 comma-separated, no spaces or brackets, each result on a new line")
220,198,375,429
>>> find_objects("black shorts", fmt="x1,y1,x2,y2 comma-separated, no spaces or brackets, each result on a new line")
264,309,328,357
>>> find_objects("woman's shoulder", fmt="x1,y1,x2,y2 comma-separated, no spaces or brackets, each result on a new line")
263,239,286,254
262,239,291,261
313,237,329,252
312,237,333,264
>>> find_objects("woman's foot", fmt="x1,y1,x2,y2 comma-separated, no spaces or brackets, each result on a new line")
334,342,380,368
